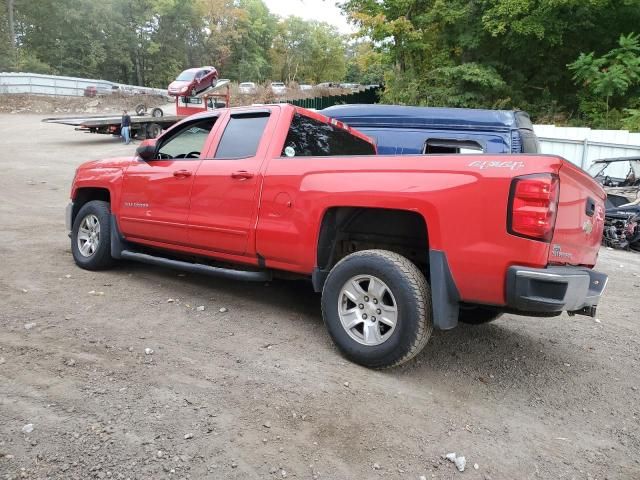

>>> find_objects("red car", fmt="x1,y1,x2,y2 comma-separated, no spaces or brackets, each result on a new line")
66,104,607,368
167,67,218,97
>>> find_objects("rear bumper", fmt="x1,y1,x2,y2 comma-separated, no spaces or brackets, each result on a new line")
506,266,608,317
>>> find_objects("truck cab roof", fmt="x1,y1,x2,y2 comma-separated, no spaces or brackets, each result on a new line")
321,104,538,154
322,104,532,132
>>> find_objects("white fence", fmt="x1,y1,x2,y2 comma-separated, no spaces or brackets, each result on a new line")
0,72,166,97
534,124,640,176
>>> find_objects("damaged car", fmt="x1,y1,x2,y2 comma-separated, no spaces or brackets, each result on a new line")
588,156,640,250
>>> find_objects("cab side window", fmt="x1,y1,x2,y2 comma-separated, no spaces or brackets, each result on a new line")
156,118,217,160
281,113,376,157
214,112,270,159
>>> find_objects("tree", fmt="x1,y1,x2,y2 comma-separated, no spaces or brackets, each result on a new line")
0,1,14,70
345,42,385,85
342,0,640,118
569,33,640,127
271,17,347,83
225,0,277,82
3,0,352,88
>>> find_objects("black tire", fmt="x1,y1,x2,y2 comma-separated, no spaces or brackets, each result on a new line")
134,103,146,116
147,123,162,138
151,107,163,118
321,250,432,368
71,200,115,271
458,306,502,325
131,127,143,140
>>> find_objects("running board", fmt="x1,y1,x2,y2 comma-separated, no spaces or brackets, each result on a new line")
120,250,272,282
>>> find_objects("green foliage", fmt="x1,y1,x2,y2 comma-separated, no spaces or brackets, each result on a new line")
345,42,385,84
569,34,640,98
4,0,640,130
622,107,640,132
342,0,640,124
1,0,348,87
15,50,52,74
569,33,640,127
271,17,346,83
225,0,277,82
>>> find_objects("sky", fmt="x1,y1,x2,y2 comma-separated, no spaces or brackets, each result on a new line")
262,0,355,34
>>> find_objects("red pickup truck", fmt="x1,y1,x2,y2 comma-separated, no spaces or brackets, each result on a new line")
66,104,608,368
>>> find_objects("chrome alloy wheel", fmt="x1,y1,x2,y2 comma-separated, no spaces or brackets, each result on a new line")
77,214,101,257
338,275,398,346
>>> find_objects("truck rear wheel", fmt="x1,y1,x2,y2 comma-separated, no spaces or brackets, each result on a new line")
71,200,115,271
321,250,432,368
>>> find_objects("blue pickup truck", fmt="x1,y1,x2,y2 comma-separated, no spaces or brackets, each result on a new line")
322,104,539,155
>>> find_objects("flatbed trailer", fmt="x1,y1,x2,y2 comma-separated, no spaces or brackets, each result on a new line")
43,113,184,139
42,80,232,139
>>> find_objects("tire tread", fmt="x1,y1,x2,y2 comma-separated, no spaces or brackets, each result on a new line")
72,200,115,271
322,249,432,368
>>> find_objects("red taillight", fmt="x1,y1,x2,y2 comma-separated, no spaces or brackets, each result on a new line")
508,174,559,242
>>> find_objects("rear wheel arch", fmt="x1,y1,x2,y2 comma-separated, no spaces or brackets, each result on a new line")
315,206,430,281
314,206,461,331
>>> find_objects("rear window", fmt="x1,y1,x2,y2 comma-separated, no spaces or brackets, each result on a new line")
214,112,270,159
282,113,376,157
423,139,483,154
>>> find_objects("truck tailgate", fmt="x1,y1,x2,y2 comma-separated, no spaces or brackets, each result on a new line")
550,160,606,267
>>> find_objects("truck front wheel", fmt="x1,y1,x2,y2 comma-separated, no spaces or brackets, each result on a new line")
71,200,115,271
321,250,433,368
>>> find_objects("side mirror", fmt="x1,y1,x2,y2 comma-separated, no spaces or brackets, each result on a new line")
136,139,157,161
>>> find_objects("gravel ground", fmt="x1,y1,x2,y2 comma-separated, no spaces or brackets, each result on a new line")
0,113,639,480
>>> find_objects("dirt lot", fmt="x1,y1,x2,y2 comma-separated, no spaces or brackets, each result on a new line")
0,112,639,480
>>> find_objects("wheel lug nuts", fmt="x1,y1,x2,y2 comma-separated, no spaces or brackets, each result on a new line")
359,304,364,309
373,299,378,304
362,313,368,319
364,296,369,302
372,316,376,322
376,309,381,314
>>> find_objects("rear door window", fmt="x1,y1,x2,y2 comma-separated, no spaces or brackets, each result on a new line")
214,112,270,159
282,113,375,157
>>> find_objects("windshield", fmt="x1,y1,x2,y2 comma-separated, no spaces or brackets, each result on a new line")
176,71,196,81
589,159,640,186
240,83,254,87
